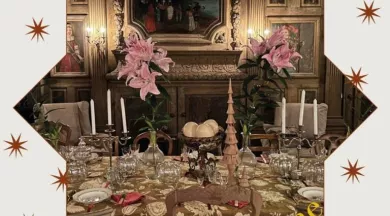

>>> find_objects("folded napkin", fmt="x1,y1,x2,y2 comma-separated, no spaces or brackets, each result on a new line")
111,192,144,207
227,200,249,209
257,154,269,164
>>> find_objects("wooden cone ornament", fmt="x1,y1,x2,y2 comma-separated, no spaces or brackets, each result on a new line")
222,79,239,182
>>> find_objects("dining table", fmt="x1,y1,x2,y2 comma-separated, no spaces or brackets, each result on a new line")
67,156,322,216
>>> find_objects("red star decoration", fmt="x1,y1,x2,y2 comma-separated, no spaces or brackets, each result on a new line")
51,168,69,191
4,134,27,157
358,1,380,24
26,18,49,41
341,159,365,183
346,67,367,90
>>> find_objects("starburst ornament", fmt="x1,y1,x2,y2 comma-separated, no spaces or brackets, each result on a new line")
52,168,69,191
358,1,380,24
26,18,49,41
346,67,367,90
4,134,27,157
342,159,365,183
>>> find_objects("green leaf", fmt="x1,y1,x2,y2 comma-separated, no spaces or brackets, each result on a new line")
242,75,257,96
145,119,155,131
138,127,149,133
157,84,171,101
149,61,164,73
282,68,292,79
134,115,146,125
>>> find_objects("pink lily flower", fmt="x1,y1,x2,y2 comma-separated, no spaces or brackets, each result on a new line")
127,37,155,62
118,54,141,84
129,62,161,101
249,38,267,56
124,34,139,50
262,43,302,72
266,28,286,50
152,48,175,72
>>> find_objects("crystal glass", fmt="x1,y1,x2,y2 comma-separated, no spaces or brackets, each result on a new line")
117,156,138,178
60,146,74,162
237,132,257,179
141,130,164,180
122,145,131,157
68,161,87,184
157,161,181,186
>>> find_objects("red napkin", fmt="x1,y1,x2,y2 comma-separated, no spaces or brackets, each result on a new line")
111,192,144,207
227,200,249,209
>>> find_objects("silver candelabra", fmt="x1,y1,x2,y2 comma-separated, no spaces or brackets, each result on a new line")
278,125,319,179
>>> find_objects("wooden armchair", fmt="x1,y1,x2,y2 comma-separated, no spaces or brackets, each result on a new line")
57,122,72,146
317,134,346,156
133,130,174,155
249,133,279,154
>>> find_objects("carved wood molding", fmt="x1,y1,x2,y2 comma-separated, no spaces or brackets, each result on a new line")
107,50,245,81
113,0,125,50
165,184,262,216
230,0,241,49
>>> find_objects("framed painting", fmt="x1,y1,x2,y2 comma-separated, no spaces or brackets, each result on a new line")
127,0,226,44
71,0,88,5
268,17,320,77
267,0,287,7
301,0,321,7
51,14,89,77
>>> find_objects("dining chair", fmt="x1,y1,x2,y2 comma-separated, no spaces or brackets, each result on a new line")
133,130,174,155
317,134,346,156
249,133,279,154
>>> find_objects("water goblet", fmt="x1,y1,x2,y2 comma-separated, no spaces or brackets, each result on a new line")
122,146,131,157
130,143,140,156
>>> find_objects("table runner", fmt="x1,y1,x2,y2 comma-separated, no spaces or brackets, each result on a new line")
67,157,315,216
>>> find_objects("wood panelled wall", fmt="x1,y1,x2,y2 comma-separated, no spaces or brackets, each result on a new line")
44,0,346,135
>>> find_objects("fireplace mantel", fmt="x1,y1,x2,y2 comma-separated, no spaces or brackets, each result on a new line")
106,49,245,81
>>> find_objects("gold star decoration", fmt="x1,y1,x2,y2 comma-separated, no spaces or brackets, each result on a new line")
26,18,49,41
341,159,365,183
4,134,27,157
358,1,380,24
346,67,367,90
51,168,69,191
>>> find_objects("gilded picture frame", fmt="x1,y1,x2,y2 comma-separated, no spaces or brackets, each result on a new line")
267,0,287,7
267,17,321,77
301,0,321,7
71,0,88,5
51,14,89,77
125,0,227,45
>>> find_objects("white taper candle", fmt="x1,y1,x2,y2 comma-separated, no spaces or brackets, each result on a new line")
120,97,127,133
107,89,112,125
299,90,305,126
313,99,318,136
90,99,96,135
281,97,286,134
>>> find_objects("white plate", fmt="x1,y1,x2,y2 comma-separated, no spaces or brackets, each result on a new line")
73,188,112,205
298,187,324,201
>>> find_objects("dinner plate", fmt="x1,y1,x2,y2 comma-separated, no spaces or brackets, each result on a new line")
298,187,324,202
73,188,112,205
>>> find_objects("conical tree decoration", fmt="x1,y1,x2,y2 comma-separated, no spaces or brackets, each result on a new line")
222,79,239,182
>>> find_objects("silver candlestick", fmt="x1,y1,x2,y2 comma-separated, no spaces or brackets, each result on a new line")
89,134,101,148
118,131,131,146
104,124,115,168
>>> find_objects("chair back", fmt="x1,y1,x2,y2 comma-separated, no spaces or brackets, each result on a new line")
317,134,346,155
133,130,173,155
43,101,91,145
249,133,279,153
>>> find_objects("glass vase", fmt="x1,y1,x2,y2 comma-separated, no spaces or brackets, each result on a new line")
237,132,257,179
141,130,164,180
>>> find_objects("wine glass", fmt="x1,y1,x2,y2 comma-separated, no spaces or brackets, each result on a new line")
131,143,140,156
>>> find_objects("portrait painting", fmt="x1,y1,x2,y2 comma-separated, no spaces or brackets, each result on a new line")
71,0,88,5
301,0,321,7
270,18,319,75
51,15,88,77
131,0,222,34
268,0,287,7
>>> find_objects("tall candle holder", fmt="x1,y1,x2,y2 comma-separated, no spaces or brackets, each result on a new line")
104,124,115,168
118,131,132,156
279,125,311,179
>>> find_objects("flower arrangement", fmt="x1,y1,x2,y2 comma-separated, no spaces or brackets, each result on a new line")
118,35,175,133
235,27,302,136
